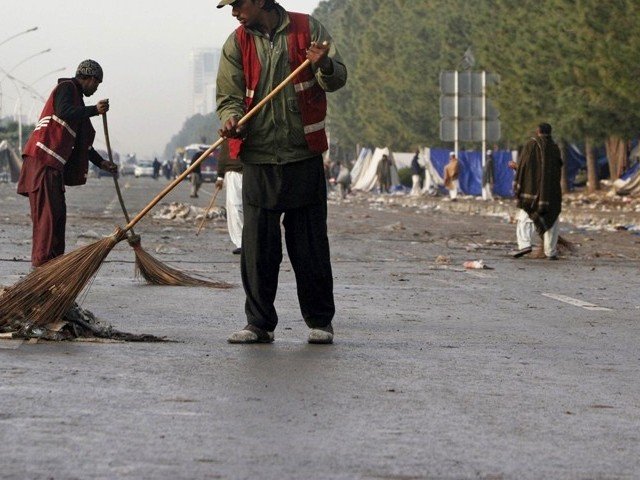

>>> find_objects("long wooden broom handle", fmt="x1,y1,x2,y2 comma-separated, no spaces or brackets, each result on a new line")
123,58,312,233
195,183,222,236
102,112,135,234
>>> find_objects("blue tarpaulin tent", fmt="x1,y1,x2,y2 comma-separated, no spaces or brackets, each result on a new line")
429,148,514,197
619,161,640,181
493,151,515,197
565,144,609,189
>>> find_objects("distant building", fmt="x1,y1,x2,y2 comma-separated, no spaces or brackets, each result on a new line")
190,48,221,115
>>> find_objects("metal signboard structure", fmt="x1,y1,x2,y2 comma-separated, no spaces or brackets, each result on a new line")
439,70,501,171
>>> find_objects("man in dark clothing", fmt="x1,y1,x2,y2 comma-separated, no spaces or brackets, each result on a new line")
152,157,161,179
482,149,495,200
189,150,203,198
377,154,392,193
17,59,117,267
410,149,423,196
513,123,563,259
216,0,347,344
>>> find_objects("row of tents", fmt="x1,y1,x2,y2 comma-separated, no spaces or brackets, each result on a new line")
349,142,640,197
350,147,517,197
3,138,640,197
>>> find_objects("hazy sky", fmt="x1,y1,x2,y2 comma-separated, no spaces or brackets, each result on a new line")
1,0,321,158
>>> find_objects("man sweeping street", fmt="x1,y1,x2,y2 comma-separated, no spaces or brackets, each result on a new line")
216,0,347,344
17,60,117,267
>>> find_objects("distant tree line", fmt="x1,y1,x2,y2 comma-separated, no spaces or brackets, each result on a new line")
314,0,640,189
0,119,34,151
163,113,221,160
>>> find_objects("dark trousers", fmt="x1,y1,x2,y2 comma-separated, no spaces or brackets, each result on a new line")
241,201,335,332
28,168,66,267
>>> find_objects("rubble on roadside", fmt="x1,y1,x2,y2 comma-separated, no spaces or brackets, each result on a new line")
152,202,226,223
359,189,640,233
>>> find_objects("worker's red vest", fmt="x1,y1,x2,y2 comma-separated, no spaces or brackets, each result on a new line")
22,79,95,186
229,12,328,159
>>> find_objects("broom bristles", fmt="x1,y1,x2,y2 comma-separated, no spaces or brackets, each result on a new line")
558,235,576,252
0,230,124,331
130,240,232,289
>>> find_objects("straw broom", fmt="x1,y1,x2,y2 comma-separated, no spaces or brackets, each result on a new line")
0,58,313,332
102,113,223,287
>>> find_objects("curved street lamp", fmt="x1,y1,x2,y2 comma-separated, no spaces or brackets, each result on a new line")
3,74,24,152
29,66,66,87
0,27,38,49
23,68,63,126
1,71,47,153
0,48,52,118
7,48,52,73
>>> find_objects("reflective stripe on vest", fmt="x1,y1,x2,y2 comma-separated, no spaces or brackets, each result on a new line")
23,81,81,169
303,120,325,135
36,141,67,165
22,79,95,187
293,78,317,93
285,12,328,153
34,115,77,138
230,11,328,159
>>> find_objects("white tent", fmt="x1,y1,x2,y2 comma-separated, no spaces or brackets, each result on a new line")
416,147,445,195
392,152,415,169
350,147,401,192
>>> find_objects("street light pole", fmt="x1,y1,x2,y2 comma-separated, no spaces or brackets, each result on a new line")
1,73,45,153
4,74,23,152
0,26,41,152
0,48,52,118
7,48,52,74
29,67,66,87
0,27,38,49
25,67,66,124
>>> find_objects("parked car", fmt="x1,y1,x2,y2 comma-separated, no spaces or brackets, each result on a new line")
134,160,155,178
183,143,220,182
119,157,137,176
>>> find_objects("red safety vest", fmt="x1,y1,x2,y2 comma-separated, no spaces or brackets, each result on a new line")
229,12,328,159
22,79,96,186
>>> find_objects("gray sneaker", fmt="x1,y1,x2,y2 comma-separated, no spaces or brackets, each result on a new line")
228,325,274,344
308,324,334,344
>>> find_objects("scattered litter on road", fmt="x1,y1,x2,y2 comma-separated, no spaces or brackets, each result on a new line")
463,259,494,270
153,202,225,223
435,255,451,265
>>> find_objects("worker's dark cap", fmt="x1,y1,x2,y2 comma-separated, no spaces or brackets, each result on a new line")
217,0,235,8
76,59,103,82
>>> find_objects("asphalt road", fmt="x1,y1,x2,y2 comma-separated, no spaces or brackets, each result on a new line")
1,176,639,480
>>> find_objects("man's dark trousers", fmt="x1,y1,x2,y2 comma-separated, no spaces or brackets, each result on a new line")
240,157,335,332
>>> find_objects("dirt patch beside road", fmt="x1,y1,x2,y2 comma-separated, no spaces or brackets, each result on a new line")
327,190,640,262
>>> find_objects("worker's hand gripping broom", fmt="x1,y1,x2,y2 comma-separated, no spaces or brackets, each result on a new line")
0,58,312,333
102,113,226,287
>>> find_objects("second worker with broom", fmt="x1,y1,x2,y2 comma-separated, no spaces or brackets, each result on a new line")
216,0,347,344
18,59,117,268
